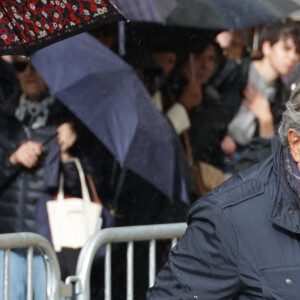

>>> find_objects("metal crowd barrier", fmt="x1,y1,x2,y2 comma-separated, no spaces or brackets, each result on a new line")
70,222,187,300
0,223,187,300
0,232,72,300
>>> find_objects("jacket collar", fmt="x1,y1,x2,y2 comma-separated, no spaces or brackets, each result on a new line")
270,143,300,233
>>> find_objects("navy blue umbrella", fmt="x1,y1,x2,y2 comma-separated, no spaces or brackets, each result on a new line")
31,33,190,204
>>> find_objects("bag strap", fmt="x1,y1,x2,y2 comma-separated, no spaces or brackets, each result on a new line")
86,173,102,205
182,130,194,165
182,130,209,196
57,158,91,203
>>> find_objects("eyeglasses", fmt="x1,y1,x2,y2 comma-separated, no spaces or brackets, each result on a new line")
13,61,35,73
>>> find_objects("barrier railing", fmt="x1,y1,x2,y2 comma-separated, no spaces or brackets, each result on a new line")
0,223,187,300
70,222,187,300
0,232,72,300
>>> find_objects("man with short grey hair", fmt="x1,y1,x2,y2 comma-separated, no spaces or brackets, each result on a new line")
147,84,300,299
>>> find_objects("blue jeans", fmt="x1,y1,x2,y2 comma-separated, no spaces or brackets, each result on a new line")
0,249,46,300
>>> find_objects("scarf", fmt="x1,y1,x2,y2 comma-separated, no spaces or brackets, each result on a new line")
283,146,300,201
15,93,55,130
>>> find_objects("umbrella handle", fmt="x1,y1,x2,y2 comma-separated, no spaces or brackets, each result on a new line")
109,159,119,190
112,167,127,209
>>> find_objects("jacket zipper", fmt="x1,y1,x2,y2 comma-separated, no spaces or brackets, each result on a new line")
20,124,31,231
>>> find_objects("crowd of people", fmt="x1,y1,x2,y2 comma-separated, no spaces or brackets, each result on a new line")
121,20,300,194
0,19,300,299
147,28,300,300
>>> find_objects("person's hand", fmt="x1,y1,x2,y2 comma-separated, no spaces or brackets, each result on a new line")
242,84,274,137
57,122,78,161
9,141,43,168
221,135,237,158
243,84,272,121
179,81,203,111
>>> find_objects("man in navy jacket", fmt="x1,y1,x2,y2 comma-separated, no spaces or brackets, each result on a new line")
147,84,300,299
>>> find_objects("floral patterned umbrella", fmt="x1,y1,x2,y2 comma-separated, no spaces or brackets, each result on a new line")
0,0,124,55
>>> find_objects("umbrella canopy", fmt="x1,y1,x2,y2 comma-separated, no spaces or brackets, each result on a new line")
111,0,177,24
31,33,190,204
124,22,218,54
112,0,228,29
112,0,300,30
0,0,124,55
181,0,300,29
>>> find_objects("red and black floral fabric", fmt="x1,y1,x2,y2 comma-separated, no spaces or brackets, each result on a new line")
0,0,124,55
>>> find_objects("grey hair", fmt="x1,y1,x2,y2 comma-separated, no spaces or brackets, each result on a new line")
278,84,300,146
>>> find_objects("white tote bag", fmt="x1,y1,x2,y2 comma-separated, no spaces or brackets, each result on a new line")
47,158,102,252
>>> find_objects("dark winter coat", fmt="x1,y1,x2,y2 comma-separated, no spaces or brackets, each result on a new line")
148,142,300,299
166,74,229,170
189,86,229,169
0,89,81,233
0,60,17,110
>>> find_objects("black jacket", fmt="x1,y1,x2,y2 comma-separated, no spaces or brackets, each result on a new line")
0,89,81,233
166,74,229,170
189,86,228,169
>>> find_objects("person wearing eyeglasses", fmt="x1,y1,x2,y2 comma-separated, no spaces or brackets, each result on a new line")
0,56,82,300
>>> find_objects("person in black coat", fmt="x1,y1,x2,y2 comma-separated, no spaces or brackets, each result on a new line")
169,41,229,171
0,57,17,109
0,56,85,300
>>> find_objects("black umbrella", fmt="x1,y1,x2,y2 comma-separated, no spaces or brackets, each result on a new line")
0,0,124,55
196,0,300,29
125,22,219,54
112,0,300,30
111,0,178,24
112,0,228,30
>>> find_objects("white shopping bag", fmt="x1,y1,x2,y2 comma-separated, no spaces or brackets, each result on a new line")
47,158,102,252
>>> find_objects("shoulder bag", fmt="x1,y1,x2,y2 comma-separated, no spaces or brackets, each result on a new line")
46,158,103,252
